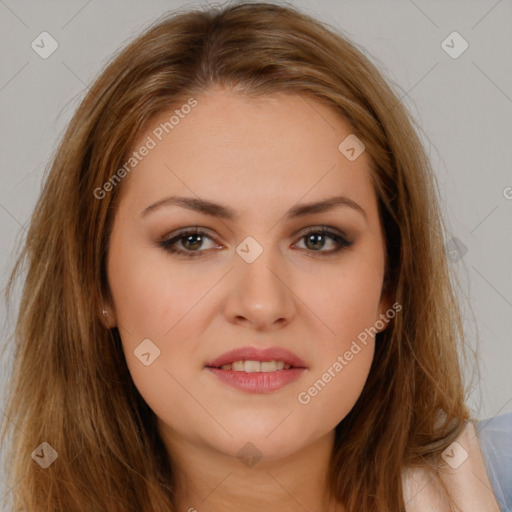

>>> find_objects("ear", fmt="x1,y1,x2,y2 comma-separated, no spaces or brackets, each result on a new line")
98,301,117,329
376,288,394,333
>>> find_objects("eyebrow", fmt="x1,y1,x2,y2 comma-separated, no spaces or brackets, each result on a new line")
140,195,367,221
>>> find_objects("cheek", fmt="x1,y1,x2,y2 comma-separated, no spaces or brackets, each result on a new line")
291,258,382,427
296,256,384,346
107,242,213,415
294,281,378,435
296,338,375,432
108,239,209,340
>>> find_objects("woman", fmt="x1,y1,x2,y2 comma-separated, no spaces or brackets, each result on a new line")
1,2,510,511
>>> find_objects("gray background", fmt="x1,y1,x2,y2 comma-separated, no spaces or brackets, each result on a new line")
1,0,511,502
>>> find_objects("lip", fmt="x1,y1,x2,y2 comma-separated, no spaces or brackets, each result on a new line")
204,346,308,369
204,346,308,394
206,367,306,393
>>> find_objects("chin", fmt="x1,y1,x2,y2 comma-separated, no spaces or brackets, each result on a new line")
208,420,313,461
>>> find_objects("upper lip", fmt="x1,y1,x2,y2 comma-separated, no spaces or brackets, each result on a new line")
205,346,308,369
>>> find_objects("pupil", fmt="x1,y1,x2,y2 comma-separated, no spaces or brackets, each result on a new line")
307,233,324,250
184,234,202,250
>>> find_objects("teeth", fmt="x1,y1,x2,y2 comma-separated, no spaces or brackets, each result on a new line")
244,360,260,373
218,360,292,372
260,361,277,372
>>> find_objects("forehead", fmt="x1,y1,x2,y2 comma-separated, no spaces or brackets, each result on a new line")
116,88,376,219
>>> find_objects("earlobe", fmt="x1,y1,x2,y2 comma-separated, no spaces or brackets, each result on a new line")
99,304,116,329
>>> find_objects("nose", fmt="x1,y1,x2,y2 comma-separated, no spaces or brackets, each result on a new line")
223,247,296,331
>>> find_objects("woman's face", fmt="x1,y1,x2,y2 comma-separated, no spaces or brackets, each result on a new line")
106,86,390,462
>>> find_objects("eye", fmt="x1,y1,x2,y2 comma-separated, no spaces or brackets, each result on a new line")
159,227,219,258
159,225,354,258
295,227,354,255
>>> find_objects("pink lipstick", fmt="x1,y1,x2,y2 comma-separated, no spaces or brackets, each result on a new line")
205,346,307,393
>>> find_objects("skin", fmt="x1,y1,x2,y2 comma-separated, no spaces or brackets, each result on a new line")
105,85,391,512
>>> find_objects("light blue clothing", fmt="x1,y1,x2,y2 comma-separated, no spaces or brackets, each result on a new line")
477,411,512,512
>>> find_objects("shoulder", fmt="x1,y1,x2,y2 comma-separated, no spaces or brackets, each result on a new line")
476,411,512,512
402,417,505,511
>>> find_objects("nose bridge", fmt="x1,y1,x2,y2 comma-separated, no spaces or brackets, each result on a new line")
225,234,295,327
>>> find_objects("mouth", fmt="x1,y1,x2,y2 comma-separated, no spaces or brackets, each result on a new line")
204,346,307,393
204,346,308,371
207,360,297,372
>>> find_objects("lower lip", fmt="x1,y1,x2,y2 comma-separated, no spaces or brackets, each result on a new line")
206,367,307,393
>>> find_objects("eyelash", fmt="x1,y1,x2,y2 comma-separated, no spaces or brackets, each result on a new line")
158,226,354,258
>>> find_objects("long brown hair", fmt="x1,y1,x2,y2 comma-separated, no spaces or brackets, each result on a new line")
1,2,475,510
